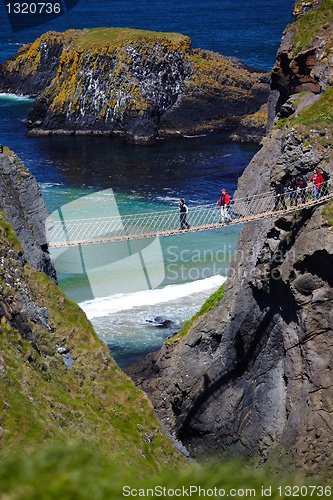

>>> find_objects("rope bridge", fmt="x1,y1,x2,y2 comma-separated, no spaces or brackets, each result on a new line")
47,182,333,248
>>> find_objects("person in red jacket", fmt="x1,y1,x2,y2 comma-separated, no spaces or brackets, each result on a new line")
218,189,231,223
309,168,324,200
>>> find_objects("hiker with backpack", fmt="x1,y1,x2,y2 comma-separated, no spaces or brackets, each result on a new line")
296,174,307,203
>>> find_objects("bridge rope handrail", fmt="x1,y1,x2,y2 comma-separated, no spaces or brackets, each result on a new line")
47,180,333,247
47,187,286,224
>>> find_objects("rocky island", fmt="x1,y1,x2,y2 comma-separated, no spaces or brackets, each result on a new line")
0,28,269,144
126,0,333,477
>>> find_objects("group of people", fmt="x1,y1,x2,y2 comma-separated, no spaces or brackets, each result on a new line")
179,167,330,230
274,168,330,211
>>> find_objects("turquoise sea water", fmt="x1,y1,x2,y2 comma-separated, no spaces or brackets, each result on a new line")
0,1,294,367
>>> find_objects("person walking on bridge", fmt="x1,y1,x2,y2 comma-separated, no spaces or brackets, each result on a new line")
310,168,324,200
296,174,307,203
218,189,231,223
274,180,287,211
287,176,297,207
319,168,330,196
179,198,190,230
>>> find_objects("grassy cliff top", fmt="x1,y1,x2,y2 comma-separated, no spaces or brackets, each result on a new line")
73,27,190,49
292,87,333,127
290,0,333,55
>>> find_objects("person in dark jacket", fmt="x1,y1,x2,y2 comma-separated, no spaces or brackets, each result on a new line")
274,180,287,211
179,198,190,230
320,169,330,196
287,176,298,206
296,174,307,203
218,189,231,223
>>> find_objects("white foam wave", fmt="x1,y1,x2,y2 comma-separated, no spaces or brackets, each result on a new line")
80,274,226,319
40,182,63,189
183,134,207,138
0,92,33,102
155,195,180,203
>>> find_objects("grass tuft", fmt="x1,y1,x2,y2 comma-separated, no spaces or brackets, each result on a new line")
174,283,225,340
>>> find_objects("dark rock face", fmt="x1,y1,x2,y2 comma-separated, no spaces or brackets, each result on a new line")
0,242,45,352
0,290,38,351
158,49,269,141
0,32,69,96
272,31,321,98
0,150,56,281
0,29,270,144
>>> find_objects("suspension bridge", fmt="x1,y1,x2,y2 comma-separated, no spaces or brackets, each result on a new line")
47,183,333,248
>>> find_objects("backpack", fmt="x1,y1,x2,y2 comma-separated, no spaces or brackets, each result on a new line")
321,170,329,182
298,176,307,188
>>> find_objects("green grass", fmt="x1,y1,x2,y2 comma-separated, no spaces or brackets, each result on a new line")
0,213,23,253
290,1,333,55
322,199,333,226
292,87,333,128
274,117,288,130
73,27,188,49
173,283,225,340
287,87,333,153
0,445,330,500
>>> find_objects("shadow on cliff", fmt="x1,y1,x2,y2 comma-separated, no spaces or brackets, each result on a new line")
177,296,282,445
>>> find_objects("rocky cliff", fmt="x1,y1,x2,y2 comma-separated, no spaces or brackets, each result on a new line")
126,1,333,476
270,0,333,117
0,148,56,281
0,28,269,144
